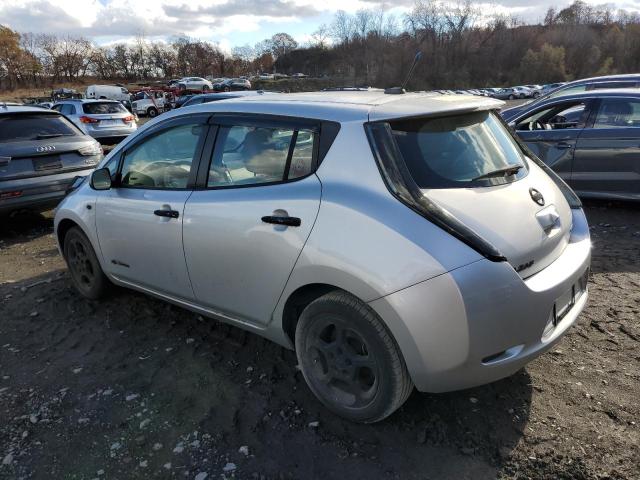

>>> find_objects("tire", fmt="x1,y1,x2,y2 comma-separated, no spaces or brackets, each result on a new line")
295,290,413,423
508,94,515,100
202,85,209,91
533,92,540,98
63,227,110,300
147,107,158,118
224,86,231,92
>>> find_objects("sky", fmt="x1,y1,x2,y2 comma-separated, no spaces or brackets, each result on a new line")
0,0,639,52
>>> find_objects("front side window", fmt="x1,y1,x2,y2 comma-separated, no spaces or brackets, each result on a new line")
516,101,588,131
120,123,204,189
387,111,527,188
207,125,316,187
593,98,640,128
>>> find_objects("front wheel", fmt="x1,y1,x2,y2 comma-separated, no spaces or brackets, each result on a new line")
147,107,158,118
202,85,209,91
295,291,413,423
508,94,515,100
63,227,110,300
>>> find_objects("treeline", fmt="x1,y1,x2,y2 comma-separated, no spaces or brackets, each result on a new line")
276,0,640,89
1,0,640,92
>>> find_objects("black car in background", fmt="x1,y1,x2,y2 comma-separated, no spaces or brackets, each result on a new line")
0,105,102,215
508,89,640,201
502,74,640,121
213,78,251,92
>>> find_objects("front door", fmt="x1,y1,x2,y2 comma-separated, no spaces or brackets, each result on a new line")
572,97,640,198
183,119,322,325
514,99,594,184
96,118,209,300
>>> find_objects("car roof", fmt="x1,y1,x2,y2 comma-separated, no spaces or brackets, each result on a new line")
563,73,640,86
56,99,121,104
0,105,60,115
175,91,504,123
537,88,640,102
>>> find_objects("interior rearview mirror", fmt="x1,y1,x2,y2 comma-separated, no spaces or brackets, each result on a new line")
90,167,112,190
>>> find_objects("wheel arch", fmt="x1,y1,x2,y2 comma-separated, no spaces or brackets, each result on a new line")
281,283,339,346
56,217,82,251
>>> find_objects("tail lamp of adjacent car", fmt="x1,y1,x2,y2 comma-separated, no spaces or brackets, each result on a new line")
122,115,134,124
79,116,100,124
365,121,507,263
78,142,103,157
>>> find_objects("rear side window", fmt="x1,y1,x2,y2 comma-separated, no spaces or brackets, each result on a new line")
593,98,640,128
83,102,127,114
0,114,80,143
388,111,526,188
207,125,316,187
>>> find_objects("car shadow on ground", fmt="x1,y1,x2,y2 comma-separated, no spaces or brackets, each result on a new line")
582,199,640,275
1,268,532,479
0,210,53,248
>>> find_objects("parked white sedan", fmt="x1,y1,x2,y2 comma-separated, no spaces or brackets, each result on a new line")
178,77,213,91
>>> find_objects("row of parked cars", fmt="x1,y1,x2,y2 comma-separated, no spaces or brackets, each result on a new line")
2,71,637,424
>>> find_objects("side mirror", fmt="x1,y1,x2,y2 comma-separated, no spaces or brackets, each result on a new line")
90,167,112,190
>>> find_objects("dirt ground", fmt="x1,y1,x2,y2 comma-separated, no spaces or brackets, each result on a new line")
0,201,638,480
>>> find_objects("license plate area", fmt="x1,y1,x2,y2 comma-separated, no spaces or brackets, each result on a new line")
100,119,120,127
553,267,589,326
33,155,62,171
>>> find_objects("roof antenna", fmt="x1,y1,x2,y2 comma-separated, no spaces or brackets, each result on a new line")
385,51,423,95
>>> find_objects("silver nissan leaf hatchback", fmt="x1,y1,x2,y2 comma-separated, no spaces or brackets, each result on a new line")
54,92,591,423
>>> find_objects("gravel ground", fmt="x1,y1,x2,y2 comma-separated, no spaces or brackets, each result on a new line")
0,201,638,480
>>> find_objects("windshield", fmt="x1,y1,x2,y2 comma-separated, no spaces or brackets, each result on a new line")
0,114,80,143
83,102,128,114
388,111,527,188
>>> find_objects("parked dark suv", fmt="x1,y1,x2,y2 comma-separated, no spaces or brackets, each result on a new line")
213,78,252,92
0,105,103,215
508,89,640,201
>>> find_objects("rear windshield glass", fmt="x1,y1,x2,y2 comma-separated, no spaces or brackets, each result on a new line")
389,111,527,188
0,114,80,143
82,102,127,114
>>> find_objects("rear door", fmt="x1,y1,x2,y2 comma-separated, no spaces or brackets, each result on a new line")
514,99,596,183
182,116,322,325
96,116,209,299
572,97,640,198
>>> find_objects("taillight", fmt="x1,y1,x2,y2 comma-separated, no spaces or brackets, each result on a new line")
79,116,99,124
0,190,22,200
122,115,134,123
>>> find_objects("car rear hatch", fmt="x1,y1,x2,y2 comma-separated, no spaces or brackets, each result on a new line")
79,102,134,129
367,98,578,278
0,112,102,183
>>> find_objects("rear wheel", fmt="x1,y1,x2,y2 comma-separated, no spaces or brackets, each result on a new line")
508,94,515,100
147,107,158,118
295,291,413,423
63,227,110,300
202,85,209,91
224,86,231,92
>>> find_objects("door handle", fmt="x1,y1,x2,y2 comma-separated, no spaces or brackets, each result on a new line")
556,142,573,150
154,209,179,219
261,215,301,227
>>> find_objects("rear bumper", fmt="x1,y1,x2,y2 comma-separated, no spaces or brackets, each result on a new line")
0,169,93,214
84,125,136,140
369,208,591,393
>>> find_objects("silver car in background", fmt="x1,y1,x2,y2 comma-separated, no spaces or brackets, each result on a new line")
54,92,590,422
52,99,137,144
